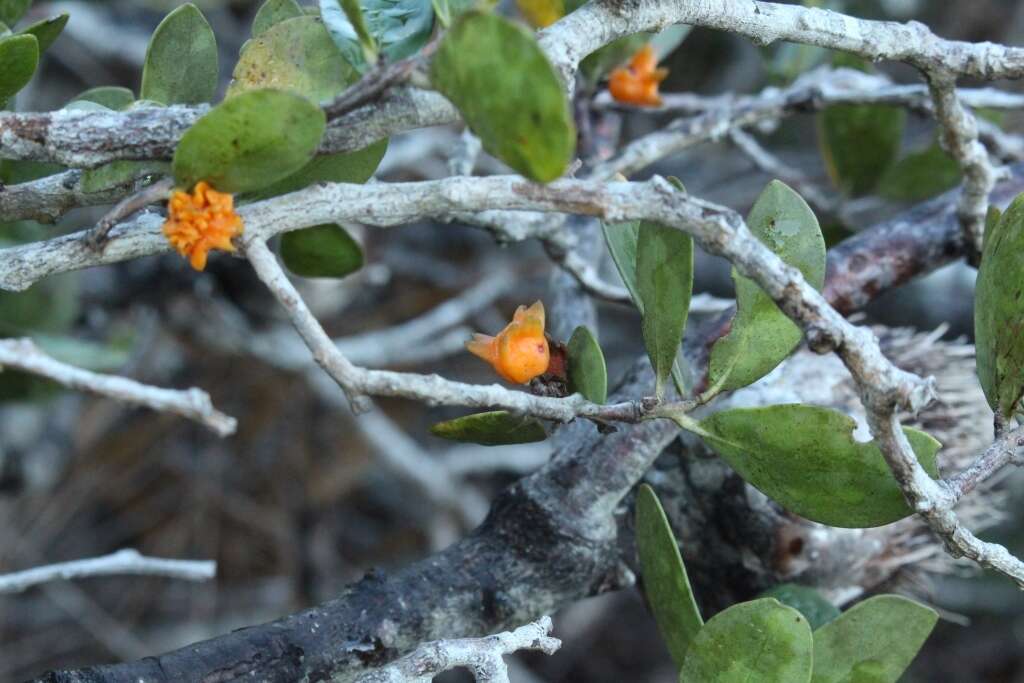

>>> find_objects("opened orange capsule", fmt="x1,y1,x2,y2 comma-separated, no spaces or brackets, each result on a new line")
162,181,244,271
609,44,669,108
466,301,551,384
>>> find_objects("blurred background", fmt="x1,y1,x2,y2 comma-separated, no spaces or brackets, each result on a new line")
3,0,1024,680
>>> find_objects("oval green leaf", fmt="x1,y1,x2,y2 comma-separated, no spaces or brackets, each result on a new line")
567,325,607,404
430,10,575,183
976,193,1024,418
818,103,905,197
73,86,135,111
637,220,693,398
698,404,941,528
173,88,326,194
280,224,363,278
141,3,218,105
0,33,38,100
229,15,358,103
759,584,839,630
429,410,548,446
253,0,304,36
246,139,387,201
706,180,826,397
635,484,703,669
879,141,960,202
679,598,812,683
19,13,67,53
811,595,937,683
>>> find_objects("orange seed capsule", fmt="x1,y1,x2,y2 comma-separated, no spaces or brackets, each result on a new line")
162,181,244,271
466,301,551,384
608,43,669,108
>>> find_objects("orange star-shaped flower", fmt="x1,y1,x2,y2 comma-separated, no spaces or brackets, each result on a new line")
608,44,669,107
466,301,550,384
162,181,244,271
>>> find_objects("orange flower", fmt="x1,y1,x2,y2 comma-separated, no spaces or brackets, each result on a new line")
162,181,244,271
608,44,669,107
466,301,550,384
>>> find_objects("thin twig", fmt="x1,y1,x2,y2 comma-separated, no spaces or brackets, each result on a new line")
354,616,561,683
0,337,236,436
85,176,174,251
0,549,216,594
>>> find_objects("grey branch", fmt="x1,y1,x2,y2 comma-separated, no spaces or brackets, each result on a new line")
354,616,560,683
0,337,236,436
0,549,216,594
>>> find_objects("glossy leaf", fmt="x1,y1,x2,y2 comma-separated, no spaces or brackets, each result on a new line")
567,325,607,404
811,595,937,683
0,0,29,27
141,3,218,105
431,10,574,183
697,404,941,528
320,0,434,69
429,410,547,446
280,224,363,278
0,33,37,100
879,141,961,202
73,86,134,110
679,598,812,683
818,103,905,196
252,0,303,36
229,15,358,103
635,484,702,669
759,584,839,630
975,193,1024,418
637,220,693,397
247,140,387,200
706,180,825,397
173,89,326,194
19,13,67,53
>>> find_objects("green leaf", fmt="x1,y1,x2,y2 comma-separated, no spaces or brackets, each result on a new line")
679,598,812,683
0,0,29,27
566,325,607,404
706,180,826,397
0,33,37,100
975,192,1024,418
879,142,961,202
431,10,575,183
280,224,364,278
341,0,378,63
984,205,1002,248
635,484,703,669
252,0,303,36
141,3,218,105
602,219,642,309
811,595,938,683
246,139,387,200
229,15,359,104
637,220,693,397
697,404,941,528
429,410,548,446
173,88,326,194
80,161,170,194
72,86,135,110
320,0,434,70
759,584,839,630
818,103,905,197
18,13,67,53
